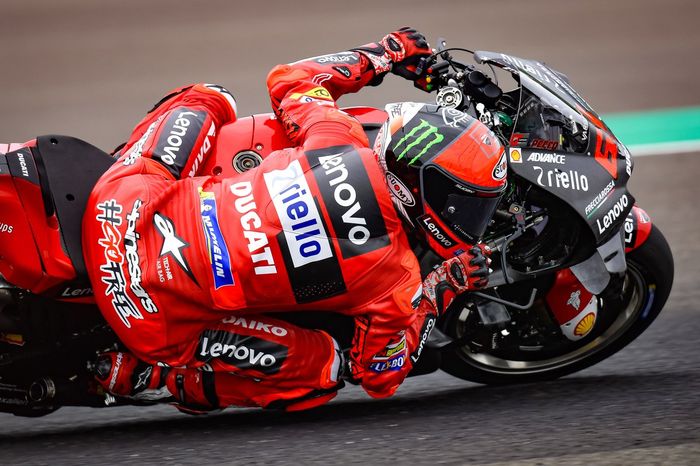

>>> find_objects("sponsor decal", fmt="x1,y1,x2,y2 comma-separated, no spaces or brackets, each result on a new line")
393,119,445,165
567,290,581,310
289,96,334,106
574,312,596,337
124,200,158,313
305,87,333,100
369,335,407,373
560,294,598,341
153,108,206,178
313,52,359,64
533,166,589,191
122,118,161,166
509,147,523,163
96,200,142,328
290,87,334,105
385,171,416,206
133,365,153,392
530,138,559,150
622,144,633,177
386,102,404,118
6,148,39,184
153,212,197,283
418,214,456,249
410,314,436,363
596,194,629,234
441,107,472,128
0,222,13,234
222,316,288,337
16,152,29,177
526,152,566,164
229,182,277,275
60,286,93,298
196,329,288,375
492,151,507,181
307,147,390,259
333,66,351,78
585,180,616,218
156,256,174,283
198,189,235,289
187,122,216,177
509,132,529,147
108,352,124,391
263,160,333,267
624,211,637,247
264,159,346,302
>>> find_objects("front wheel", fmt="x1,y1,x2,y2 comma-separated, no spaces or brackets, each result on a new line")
440,224,674,385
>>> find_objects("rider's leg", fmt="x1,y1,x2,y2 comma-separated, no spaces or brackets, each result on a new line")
95,313,344,411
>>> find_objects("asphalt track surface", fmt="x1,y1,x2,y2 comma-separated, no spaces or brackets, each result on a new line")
1,1,699,464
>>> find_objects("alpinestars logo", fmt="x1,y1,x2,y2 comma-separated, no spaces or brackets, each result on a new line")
153,212,197,283
393,119,444,165
124,200,158,314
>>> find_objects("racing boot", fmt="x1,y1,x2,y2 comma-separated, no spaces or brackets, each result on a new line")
95,351,220,412
94,351,173,402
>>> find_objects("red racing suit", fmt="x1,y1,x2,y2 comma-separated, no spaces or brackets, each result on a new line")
83,50,431,410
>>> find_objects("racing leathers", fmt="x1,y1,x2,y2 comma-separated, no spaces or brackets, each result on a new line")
85,30,488,411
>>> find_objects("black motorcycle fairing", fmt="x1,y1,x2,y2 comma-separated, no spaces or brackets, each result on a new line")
34,135,114,281
470,53,635,245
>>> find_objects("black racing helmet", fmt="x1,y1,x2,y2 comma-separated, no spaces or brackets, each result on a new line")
374,103,507,257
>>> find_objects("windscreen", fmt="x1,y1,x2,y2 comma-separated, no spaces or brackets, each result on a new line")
511,73,592,154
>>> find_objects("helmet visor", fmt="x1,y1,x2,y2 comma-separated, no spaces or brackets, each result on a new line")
423,166,502,243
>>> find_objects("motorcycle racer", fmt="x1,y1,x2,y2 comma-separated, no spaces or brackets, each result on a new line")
0,28,503,412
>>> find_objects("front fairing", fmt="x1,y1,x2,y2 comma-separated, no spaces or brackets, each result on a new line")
475,51,634,244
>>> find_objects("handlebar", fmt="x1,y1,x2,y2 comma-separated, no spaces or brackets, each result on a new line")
414,47,503,109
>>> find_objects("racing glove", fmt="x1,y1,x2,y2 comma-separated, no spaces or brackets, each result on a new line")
352,27,432,82
421,244,491,316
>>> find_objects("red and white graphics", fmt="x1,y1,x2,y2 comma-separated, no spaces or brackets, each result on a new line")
546,269,599,341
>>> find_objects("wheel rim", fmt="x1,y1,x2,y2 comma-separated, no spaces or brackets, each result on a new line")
454,263,650,374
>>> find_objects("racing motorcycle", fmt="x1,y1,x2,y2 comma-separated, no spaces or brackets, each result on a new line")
0,41,674,416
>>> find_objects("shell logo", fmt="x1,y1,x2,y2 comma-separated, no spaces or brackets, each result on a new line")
574,312,596,337
509,148,522,163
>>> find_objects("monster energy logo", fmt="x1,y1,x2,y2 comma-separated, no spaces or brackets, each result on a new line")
393,119,444,165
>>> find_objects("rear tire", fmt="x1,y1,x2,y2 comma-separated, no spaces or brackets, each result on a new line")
440,224,674,385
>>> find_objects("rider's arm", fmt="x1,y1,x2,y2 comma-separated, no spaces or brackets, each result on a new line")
353,245,491,398
266,28,431,151
116,83,237,180
266,51,377,150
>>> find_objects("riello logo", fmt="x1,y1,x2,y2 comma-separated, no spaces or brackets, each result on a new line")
393,119,444,165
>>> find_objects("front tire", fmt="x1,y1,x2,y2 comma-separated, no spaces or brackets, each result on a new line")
440,224,674,385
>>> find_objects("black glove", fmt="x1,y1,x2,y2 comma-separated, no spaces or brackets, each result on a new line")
384,27,432,81
352,27,432,82
421,244,491,315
